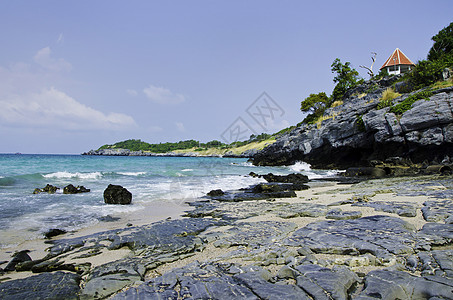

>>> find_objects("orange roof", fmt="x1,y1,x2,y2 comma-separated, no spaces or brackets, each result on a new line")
380,48,415,69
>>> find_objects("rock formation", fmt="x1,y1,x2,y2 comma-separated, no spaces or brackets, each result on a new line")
103,184,132,205
252,79,453,170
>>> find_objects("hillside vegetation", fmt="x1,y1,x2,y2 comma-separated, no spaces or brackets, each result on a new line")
97,133,276,155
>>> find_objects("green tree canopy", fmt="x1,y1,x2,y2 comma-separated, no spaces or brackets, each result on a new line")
428,22,453,61
300,92,330,124
300,92,330,113
331,58,362,101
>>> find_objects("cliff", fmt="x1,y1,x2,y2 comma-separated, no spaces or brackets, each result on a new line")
252,78,453,170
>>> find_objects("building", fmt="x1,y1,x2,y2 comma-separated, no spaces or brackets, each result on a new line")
380,48,415,75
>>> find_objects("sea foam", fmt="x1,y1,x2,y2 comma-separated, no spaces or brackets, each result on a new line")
44,171,102,180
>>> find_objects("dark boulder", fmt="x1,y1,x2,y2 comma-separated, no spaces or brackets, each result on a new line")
63,184,90,194
424,165,452,175
4,250,32,271
207,189,225,197
104,184,132,205
262,173,309,184
44,228,67,239
344,167,387,178
252,183,308,193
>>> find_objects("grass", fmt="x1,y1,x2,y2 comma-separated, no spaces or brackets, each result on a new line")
315,113,339,129
331,100,344,108
380,88,401,102
429,78,453,90
377,88,401,110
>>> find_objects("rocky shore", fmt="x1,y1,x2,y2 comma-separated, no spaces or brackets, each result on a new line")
1,173,452,299
252,80,453,170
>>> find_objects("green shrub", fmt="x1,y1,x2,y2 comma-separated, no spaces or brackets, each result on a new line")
356,115,365,132
389,90,433,115
377,99,393,110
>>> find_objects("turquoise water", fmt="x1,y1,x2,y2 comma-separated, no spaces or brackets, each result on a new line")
0,154,335,247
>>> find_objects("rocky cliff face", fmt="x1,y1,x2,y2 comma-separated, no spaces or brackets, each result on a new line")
252,79,453,169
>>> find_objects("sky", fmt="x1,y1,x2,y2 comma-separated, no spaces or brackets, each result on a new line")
0,1,451,154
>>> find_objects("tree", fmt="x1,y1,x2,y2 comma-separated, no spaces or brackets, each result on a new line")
300,92,330,113
300,92,330,124
331,58,362,101
360,52,377,78
428,22,453,61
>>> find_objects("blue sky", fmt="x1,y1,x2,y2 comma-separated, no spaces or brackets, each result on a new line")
0,1,451,154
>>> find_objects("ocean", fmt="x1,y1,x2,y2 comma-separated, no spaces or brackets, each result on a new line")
0,154,336,248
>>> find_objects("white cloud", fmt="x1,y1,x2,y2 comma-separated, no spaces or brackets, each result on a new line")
175,122,186,132
143,84,185,104
34,47,72,72
0,87,136,130
0,48,137,133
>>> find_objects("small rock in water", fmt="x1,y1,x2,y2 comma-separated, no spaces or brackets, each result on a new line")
63,184,90,194
104,184,132,205
33,184,59,194
44,229,67,239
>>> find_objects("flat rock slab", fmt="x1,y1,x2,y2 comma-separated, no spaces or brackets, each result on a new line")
0,271,80,300
45,218,220,299
356,269,453,299
210,221,298,248
326,208,362,220
352,201,417,217
285,215,417,259
422,200,453,223
113,262,359,300
49,218,219,256
411,250,453,278
416,222,453,247
295,264,359,300
186,200,329,221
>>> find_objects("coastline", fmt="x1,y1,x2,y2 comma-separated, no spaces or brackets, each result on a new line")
0,198,190,279
1,173,452,299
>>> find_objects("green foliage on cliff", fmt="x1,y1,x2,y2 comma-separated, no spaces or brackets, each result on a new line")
331,58,363,102
428,22,453,61
356,115,365,132
300,58,362,125
402,22,453,91
389,90,433,116
300,92,331,124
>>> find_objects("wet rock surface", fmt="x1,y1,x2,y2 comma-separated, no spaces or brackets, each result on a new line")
1,175,453,299
104,184,132,204
422,200,453,223
0,271,80,300
63,184,90,194
352,200,417,217
33,184,59,194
